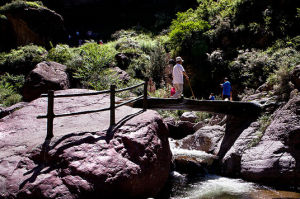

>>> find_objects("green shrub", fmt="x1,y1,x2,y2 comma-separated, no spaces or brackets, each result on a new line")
248,114,271,147
146,44,168,86
169,9,210,51
70,42,117,84
47,44,76,65
126,54,150,79
157,110,185,120
0,0,44,12
195,112,212,122
0,74,24,107
0,73,24,92
0,44,46,75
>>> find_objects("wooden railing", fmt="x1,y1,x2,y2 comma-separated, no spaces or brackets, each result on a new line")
37,81,148,140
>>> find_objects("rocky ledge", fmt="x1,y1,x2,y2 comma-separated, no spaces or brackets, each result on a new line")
0,89,171,198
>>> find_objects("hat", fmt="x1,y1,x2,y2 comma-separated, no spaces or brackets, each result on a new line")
176,56,183,62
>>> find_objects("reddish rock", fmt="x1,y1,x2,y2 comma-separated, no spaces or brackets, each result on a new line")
0,89,171,198
291,65,300,90
221,122,260,176
0,102,28,119
112,67,131,83
23,61,70,101
166,120,195,140
2,3,65,48
240,94,300,188
180,112,197,123
180,125,225,154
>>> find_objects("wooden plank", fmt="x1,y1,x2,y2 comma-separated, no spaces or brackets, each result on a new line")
46,90,54,139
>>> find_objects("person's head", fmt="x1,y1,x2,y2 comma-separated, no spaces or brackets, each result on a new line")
224,77,228,82
176,56,183,64
210,93,214,96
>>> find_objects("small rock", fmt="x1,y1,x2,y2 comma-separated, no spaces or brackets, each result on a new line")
112,67,131,83
180,112,197,123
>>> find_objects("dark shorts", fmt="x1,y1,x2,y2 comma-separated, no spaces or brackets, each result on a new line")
223,95,230,100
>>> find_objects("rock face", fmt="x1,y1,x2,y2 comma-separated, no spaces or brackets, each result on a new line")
291,65,300,90
240,94,300,188
2,3,65,48
112,67,131,83
23,61,70,101
221,122,260,176
0,89,171,198
0,102,28,119
180,125,225,154
180,112,197,123
165,119,195,140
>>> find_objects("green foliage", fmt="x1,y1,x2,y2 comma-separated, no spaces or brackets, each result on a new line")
248,114,271,147
0,0,44,12
126,54,150,79
146,44,168,86
195,112,212,122
230,47,300,94
47,44,75,65
157,110,185,120
0,73,24,107
169,9,210,52
0,44,46,74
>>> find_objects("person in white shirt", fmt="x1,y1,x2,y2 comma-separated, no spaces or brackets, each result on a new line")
172,56,189,98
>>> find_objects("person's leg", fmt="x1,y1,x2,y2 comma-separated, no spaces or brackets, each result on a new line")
172,84,183,98
223,94,229,100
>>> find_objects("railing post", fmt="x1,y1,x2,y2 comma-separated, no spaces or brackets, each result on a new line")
110,85,116,126
46,90,54,139
143,80,148,111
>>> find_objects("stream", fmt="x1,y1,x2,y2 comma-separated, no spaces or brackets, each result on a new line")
164,140,300,199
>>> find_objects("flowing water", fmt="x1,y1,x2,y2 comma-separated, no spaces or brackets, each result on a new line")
166,140,300,199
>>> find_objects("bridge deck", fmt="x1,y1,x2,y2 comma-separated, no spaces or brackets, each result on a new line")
133,98,262,116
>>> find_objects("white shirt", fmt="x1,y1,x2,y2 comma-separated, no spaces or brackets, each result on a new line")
172,64,185,84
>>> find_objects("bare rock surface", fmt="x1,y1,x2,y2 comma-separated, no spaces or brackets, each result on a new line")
2,4,65,49
180,112,197,123
23,61,70,101
0,102,28,119
240,94,300,188
0,89,171,198
291,65,300,90
221,122,260,176
166,120,195,140
179,125,225,154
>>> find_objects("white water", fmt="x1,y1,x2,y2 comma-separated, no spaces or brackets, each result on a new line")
167,139,300,199
169,139,259,199
170,174,256,199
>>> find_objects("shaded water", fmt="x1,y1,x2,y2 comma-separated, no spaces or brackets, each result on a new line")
167,140,300,199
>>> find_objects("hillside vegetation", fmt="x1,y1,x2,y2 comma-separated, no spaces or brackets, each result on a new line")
0,0,299,106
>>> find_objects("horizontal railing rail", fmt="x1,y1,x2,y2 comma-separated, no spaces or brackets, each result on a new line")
37,81,148,140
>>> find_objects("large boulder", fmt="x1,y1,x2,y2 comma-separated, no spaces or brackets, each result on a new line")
221,122,260,176
240,94,300,188
1,2,66,48
23,61,70,101
0,89,171,198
